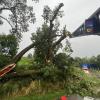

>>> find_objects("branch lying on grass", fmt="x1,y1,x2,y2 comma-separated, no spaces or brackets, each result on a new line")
0,70,42,83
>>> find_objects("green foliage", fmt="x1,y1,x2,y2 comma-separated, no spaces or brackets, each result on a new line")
16,57,33,70
8,91,65,100
65,67,99,97
31,3,71,66
0,34,18,57
54,53,73,69
40,63,59,82
73,55,100,70
0,66,100,99
0,78,33,99
0,54,11,68
31,23,71,65
42,3,64,23
0,34,18,68
31,24,51,64
0,0,37,40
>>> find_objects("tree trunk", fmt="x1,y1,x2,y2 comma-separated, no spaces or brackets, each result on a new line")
0,70,42,83
12,43,35,63
45,3,64,64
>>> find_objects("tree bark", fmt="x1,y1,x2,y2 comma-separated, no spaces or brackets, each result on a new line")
45,3,64,64
12,43,35,63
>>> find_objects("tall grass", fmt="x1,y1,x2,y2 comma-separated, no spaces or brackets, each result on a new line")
0,78,35,100
8,91,66,100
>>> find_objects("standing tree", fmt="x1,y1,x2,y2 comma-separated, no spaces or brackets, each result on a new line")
31,3,72,65
12,3,72,64
0,0,38,63
0,0,37,41
0,3,72,64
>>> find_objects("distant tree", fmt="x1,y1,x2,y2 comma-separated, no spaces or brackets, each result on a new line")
89,56,97,64
96,55,100,66
27,53,33,59
72,57,81,67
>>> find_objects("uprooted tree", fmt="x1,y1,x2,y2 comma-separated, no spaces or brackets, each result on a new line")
0,3,73,80
0,1,72,64
12,3,72,64
31,6,72,65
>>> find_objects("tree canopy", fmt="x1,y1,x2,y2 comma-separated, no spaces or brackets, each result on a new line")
31,3,72,65
0,0,38,41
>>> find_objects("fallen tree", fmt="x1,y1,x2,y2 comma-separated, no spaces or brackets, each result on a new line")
0,3,72,80
12,43,36,63
0,70,42,82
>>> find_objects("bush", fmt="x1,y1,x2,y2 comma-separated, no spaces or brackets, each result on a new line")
40,64,59,82
65,67,98,97
53,53,73,69
0,54,11,69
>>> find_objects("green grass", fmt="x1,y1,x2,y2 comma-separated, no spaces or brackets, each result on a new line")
15,57,33,70
8,91,66,100
18,57,32,66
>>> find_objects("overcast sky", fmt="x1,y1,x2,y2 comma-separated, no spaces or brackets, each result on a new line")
0,0,100,57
